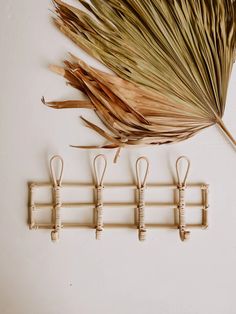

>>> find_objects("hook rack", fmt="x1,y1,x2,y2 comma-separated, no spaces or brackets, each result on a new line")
28,155,210,242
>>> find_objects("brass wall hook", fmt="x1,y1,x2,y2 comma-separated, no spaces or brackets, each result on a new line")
136,157,149,241
93,154,107,240
49,155,64,242
176,156,191,242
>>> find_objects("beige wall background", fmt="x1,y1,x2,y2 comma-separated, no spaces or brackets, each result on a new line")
0,1,236,313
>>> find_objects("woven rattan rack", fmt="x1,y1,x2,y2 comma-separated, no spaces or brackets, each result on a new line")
28,155,209,242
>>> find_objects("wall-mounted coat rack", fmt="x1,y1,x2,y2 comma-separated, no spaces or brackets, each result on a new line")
28,155,209,242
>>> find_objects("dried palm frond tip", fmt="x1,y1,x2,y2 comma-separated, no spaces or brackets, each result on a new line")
44,0,236,154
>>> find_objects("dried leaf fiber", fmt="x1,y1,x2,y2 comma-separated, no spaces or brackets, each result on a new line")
44,0,236,150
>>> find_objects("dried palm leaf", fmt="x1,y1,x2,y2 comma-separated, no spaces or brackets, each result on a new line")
44,0,236,155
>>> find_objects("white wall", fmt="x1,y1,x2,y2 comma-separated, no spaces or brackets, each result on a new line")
0,1,236,314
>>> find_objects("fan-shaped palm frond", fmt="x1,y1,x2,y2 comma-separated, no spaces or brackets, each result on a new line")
44,0,236,152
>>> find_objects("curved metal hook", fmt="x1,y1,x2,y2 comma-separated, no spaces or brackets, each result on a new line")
176,156,190,187
93,154,107,187
136,157,149,188
50,155,64,187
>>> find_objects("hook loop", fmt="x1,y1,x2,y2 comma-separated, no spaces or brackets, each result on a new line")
50,155,64,187
136,157,149,188
176,156,190,187
93,154,107,187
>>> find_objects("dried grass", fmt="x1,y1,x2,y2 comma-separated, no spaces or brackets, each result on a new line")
44,0,236,151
